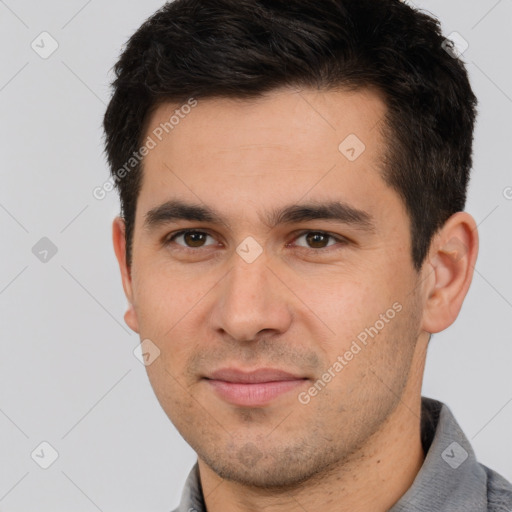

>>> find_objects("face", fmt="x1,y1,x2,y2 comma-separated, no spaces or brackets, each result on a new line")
119,87,430,487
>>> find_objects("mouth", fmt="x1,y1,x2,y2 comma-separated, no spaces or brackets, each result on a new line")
203,368,309,407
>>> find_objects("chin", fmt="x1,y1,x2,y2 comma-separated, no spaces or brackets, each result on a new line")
199,443,338,490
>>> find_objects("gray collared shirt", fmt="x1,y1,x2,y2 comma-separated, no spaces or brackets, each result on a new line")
172,396,512,511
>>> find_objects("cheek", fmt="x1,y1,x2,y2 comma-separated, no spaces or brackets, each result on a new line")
144,359,198,433
302,278,391,342
312,301,419,411
310,289,413,389
132,262,204,334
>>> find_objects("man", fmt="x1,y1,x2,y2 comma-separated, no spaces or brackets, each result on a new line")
103,0,512,510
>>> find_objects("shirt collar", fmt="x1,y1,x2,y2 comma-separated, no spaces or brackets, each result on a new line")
174,396,489,512
390,396,488,511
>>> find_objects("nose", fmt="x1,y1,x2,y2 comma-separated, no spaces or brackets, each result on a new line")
210,250,293,343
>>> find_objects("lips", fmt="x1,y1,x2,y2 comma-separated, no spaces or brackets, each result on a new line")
207,368,304,383
204,368,308,407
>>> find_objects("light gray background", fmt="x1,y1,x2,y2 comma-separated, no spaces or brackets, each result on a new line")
0,1,511,510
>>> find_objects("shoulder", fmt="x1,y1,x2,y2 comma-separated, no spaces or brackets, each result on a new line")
483,464,512,512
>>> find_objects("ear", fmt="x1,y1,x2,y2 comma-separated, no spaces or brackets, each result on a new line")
420,211,479,334
112,216,139,333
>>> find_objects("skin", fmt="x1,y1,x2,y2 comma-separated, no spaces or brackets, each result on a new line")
112,86,478,512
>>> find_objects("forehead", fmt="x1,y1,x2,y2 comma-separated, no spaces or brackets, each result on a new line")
143,86,387,158
136,87,404,232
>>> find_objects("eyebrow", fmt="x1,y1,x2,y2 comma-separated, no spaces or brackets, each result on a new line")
143,199,376,233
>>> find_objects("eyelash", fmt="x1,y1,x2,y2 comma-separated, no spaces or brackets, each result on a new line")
163,229,348,254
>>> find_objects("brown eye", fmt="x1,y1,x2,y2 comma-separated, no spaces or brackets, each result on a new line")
293,231,342,250
166,230,216,248
305,232,331,248
183,231,208,247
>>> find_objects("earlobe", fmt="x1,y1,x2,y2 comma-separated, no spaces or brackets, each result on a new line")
112,216,140,333
421,212,479,334
124,303,139,333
